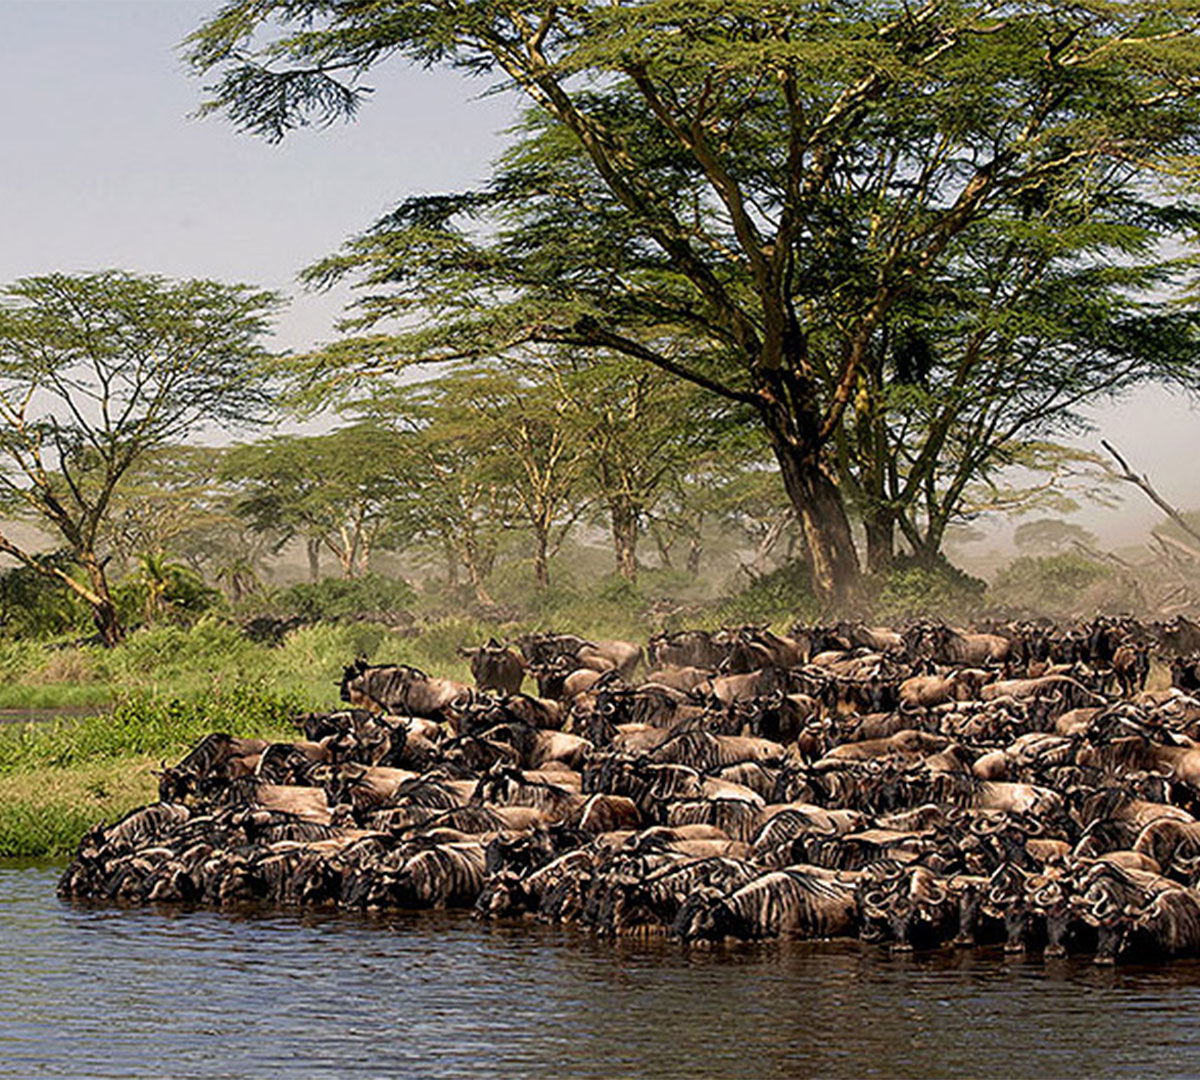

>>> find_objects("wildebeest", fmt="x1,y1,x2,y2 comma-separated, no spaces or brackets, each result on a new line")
458,639,525,695
340,658,473,722
68,611,1200,972
647,629,727,670
673,865,859,943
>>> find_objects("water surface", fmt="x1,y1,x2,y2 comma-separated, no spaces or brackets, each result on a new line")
3,863,1199,1078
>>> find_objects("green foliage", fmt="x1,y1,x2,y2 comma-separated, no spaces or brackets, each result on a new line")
0,559,91,639
987,553,1114,618
276,572,415,624
0,271,280,644
220,423,415,577
710,562,819,630
187,0,1200,597
0,684,300,775
0,637,58,681
873,559,988,623
0,686,303,858
102,616,258,680
114,554,222,629
1013,518,1101,556
0,800,103,859
272,621,393,688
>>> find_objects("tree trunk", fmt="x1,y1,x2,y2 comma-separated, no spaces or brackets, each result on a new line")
774,445,861,611
0,532,124,645
357,533,372,577
91,596,123,647
912,528,945,570
751,512,793,577
306,537,320,583
686,534,703,577
864,507,895,575
79,553,123,647
455,537,495,607
533,527,550,589
610,499,639,582
651,525,674,569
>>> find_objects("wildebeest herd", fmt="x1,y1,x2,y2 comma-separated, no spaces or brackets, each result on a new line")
57,614,1200,964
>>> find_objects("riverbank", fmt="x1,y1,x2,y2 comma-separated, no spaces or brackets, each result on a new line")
0,615,509,857
0,688,302,858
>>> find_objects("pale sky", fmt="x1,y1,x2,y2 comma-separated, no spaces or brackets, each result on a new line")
1,0,518,350
0,0,1196,553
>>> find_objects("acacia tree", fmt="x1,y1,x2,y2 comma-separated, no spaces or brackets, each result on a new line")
189,1,1200,608
354,391,512,606
407,364,588,589
101,445,230,572
839,206,1199,571
220,423,410,580
549,353,738,582
0,271,278,644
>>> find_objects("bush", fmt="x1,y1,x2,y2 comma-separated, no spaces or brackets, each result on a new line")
273,622,393,696
987,553,1115,618
0,559,92,639
0,798,104,859
104,615,258,678
114,562,222,629
276,573,416,624
0,638,58,681
873,558,988,622
710,561,820,628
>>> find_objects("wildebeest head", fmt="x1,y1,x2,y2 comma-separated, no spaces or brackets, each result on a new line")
671,886,730,943
339,656,370,704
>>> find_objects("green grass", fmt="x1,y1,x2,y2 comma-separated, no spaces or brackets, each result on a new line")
0,687,302,775
0,605,668,859
0,616,498,714
0,685,304,858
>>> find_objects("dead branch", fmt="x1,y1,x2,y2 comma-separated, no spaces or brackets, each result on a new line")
1102,440,1200,547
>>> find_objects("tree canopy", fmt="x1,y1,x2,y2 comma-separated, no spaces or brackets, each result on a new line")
220,423,410,581
189,1,1200,608
0,271,279,643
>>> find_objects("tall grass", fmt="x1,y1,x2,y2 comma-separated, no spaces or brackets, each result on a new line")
0,686,303,774
0,757,166,858
0,686,305,858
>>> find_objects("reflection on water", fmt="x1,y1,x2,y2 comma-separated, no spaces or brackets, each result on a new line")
3,862,1200,1078
0,705,109,725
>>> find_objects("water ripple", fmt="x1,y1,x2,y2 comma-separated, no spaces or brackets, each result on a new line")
5,865,1200,1078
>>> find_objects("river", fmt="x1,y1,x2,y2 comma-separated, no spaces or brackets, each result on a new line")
3,862,1200,1078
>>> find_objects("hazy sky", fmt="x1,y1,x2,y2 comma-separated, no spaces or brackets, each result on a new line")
1,0,519,349
0,0,1197,551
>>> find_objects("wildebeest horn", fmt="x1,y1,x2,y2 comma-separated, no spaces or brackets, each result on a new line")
1090,892,1117,920
1017,816,1044,838
970,815,1006,837
1032,882,1064,909
861,889,888,916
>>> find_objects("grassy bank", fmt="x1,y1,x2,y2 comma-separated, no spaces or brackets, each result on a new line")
0,611,606,859
0,616,496,712
0,686,303,858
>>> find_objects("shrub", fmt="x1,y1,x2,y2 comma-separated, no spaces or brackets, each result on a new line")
987,553,1115,618
276,573,416,624
104,615,259,679
114,561,222,629
873,558,988,622
0,558,92,639
710,561,820,628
